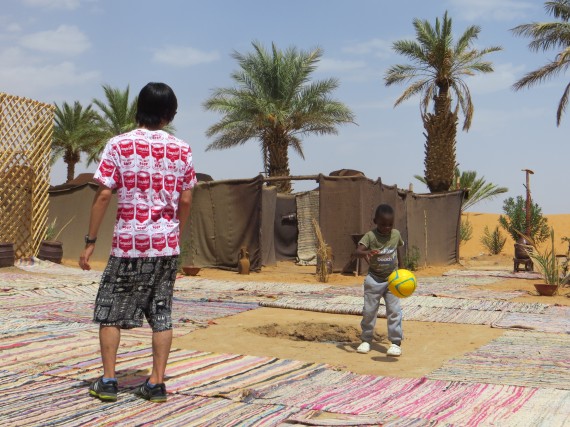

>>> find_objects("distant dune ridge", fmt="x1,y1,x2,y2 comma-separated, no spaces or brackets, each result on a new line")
459,213,570,259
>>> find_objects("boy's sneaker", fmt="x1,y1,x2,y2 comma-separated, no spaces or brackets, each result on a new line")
387,343,402,357
356,342,370,353
89,377,118,402
135,379,167,403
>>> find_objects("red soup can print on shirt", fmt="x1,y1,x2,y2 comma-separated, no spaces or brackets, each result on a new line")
150,206,162,221
123,171,136,191
151,143,165,169
118,233,133,254
120,203,135,221
137,171,150,191
99,159,115,178
136,204,150,223
134,234,151,253
119,139,134,157
152,233,167,252
162,206,175,221
164,174,176,192
152,173,163,192
166,143,180,162
167,231,179,249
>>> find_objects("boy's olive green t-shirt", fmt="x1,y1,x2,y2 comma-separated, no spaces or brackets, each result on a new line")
359,229,404,281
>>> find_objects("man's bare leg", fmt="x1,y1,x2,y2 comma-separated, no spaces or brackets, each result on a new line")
99,325,121,378
149,329,172,384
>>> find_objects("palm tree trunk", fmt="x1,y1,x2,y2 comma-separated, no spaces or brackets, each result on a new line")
423,88,458,192
63,149,80,183
266,132,291,193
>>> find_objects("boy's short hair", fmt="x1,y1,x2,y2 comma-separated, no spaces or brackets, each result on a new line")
374,204,394,219
136,82,178,128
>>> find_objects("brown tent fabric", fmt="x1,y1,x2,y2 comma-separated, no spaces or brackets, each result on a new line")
318,175,461,273
274,194,298,260
48,183,117,263
318,176,408,274
188,176,265,271
406,191,463,266
261,186,277,266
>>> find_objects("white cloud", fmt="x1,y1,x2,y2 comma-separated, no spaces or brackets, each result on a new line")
317,58,367,73
446,0,535,21
342,38,392,58
469,63,525,94
22,0,81,10
19,25,90,55
153,46,220,67
0,46,99,97
7,23,22,32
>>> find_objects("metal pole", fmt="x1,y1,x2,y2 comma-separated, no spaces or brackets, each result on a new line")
522,169,534,236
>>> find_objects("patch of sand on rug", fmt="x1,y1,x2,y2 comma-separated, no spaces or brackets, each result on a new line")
173,308,502,377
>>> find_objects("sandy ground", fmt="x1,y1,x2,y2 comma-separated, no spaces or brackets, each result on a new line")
61,212,569,378
173,308,502,377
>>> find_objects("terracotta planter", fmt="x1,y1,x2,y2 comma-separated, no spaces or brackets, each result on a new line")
182,266,200,276
38,240,63,264
534,284,558,296
0,242,15,268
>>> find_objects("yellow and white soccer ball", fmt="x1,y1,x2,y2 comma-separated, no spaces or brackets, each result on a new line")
387,269,417,298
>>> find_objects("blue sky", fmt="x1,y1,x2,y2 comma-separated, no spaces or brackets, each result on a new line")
2,0,569,213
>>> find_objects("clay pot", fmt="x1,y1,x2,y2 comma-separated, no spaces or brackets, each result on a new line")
0,242,15,268
534,284,558,296
182,266,201,276
38,241,63,264
238,247,250,275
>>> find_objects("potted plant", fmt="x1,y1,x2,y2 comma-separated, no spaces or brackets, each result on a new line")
178,240,201,276
38,217,74,264
522,228,569,296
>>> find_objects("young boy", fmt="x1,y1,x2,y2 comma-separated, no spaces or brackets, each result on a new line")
354,204,404,357
79,82,196,403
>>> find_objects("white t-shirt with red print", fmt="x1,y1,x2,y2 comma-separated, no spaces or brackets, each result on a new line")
93,129,197,258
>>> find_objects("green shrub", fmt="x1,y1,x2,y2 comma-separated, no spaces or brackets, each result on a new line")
480,225,507,255
404,245,421,271
499,196,549,244
460,218,473,244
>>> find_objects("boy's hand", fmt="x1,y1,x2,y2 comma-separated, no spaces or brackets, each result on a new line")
366,249,379,262
79,244,95,270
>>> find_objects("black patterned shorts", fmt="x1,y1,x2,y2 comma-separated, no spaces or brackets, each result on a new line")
93,256,178,332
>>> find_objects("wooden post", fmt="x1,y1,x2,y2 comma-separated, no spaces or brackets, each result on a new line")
522,169,534,236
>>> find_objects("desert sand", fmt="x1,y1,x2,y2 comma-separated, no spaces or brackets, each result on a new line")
66,213,570,378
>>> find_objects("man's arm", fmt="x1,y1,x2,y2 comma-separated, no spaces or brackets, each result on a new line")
177,189,193,233
79,186,113,270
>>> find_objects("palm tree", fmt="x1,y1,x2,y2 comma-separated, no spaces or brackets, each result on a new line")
88,84,175,163
385,12,502,193
414,168,508,212
88,85,138,163
52,101,104,182
204,41,355,193
512,0,570,125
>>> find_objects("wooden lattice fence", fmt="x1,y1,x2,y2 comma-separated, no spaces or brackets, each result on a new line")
0,93,54,258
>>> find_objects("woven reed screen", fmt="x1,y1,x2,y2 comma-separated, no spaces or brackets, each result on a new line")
0,93,54,258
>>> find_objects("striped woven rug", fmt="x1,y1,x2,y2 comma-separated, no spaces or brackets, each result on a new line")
0,371,301,427
444,269,541,280
259,295,549,325
492,306,570,334
427,331,570,389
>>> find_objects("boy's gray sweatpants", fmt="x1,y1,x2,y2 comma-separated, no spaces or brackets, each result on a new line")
361,274,403,345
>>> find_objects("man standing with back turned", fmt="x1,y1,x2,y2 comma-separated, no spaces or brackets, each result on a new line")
79,82,196,403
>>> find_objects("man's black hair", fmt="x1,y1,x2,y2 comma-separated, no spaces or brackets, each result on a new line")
136,82,178,128
374,204,394,219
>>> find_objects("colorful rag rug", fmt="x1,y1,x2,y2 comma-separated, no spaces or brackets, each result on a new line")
427,331,570,390
491,305,570,334
444,269,541,280
259,294,549,325
0,371,301,427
